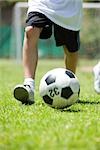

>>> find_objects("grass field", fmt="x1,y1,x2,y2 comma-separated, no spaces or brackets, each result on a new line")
0,58,100,150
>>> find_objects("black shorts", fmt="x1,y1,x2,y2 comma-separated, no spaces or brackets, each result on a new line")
26,12,80,52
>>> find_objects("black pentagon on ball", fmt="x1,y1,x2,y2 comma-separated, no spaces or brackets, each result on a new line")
45,74,56,85
43,95,53,105
61,86,73,99
65,70,75,78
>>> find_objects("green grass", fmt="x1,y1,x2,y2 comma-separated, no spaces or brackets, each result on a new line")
0,58,100,150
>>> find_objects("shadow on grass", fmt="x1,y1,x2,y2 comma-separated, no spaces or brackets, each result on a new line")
59,99,100,112
60,108,82,113
77,100,100,105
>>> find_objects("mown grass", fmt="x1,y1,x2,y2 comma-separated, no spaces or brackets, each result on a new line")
0,58,100,150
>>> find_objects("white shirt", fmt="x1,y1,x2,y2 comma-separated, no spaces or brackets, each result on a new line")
28,0,83,31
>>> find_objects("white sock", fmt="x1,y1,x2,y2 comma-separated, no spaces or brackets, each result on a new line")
24,78,35,91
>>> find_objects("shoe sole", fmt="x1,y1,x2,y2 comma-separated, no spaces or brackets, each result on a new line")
14,85,29,103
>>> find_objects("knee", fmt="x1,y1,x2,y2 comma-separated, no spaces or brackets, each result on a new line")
25,26,34,38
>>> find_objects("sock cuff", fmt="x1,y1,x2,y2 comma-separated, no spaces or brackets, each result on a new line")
24,78,34,83
24,78,35,87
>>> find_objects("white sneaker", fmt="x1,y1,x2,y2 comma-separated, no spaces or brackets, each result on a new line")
93,62,100,94
13,84,34,105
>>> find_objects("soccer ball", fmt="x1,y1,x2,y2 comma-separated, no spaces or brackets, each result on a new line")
39,68,80,109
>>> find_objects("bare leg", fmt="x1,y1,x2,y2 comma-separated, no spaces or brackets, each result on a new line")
13,26,42,104
63,45,78,74
23,26,42,79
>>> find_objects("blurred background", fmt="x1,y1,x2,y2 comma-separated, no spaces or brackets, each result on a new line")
0,0,100,61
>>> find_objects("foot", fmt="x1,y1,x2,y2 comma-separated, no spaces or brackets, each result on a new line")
13,84,34,105
93,62,100,94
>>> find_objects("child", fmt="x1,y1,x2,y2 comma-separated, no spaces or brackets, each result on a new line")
13,0,83,104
